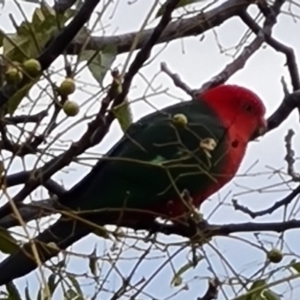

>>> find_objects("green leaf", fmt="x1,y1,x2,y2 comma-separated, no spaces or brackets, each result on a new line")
291,261,300,273
230,280,268,300
64,288,85,300
5,281,22,300
0,2,76,116
112,100,133,132
171,257,203,287
47,273,60,297
68,275,84,298
3,33,29,59
261,289,282,300
156,0,203,18
89,247,98,276
5,80,37,115
249,280,266,300
79,45,117,86
0,228,20,254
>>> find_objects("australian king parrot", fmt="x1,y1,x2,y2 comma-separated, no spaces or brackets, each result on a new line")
0,84,267,285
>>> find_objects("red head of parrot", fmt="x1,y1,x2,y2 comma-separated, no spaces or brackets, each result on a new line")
199,84,267,142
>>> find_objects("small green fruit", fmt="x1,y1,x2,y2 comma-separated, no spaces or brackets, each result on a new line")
58,78,76,96
173,113,188,126
23,59,41,77
63,100,79,117
5,68,23,84
267,248,283,263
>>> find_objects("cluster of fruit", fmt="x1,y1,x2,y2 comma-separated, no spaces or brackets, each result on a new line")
5,59,79,117
57,77,79,117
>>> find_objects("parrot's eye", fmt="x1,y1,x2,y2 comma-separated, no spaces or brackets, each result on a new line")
242,103,253,113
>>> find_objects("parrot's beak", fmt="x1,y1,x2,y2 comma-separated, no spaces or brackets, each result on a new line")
250,117,268,140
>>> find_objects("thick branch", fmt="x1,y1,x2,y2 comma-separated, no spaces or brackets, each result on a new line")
134,218,300,238
267,90,300,132
3,110,48,125
4,172,66,197
66,0,254,55
0,198,56,228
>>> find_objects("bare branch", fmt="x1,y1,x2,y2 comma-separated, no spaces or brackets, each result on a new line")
66,0,254,55
240,10,300,91
232,185,300,218
4,172,66,197
0,198,56,228
198,0,284,93
267,90,300,132
160,62,194,96
133,217,300,238
3,110,48,125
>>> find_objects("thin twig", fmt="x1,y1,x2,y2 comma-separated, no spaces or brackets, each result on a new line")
284,129,300,181
232,185,300,218
160,62,194,96
113,0,181,108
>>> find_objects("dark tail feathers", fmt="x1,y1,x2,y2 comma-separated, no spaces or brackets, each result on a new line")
0,217,90,286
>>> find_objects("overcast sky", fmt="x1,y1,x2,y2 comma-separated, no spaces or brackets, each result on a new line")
1,1,300,299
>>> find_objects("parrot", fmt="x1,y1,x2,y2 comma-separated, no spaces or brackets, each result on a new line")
0,84,267,285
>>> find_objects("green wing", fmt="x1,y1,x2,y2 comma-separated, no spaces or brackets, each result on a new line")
64,100,228,211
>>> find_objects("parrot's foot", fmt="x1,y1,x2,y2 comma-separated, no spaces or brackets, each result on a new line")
172,216,212,246
188,218,212,245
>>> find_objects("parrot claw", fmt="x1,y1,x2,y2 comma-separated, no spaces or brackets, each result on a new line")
173,113,188,126
200,138,217,158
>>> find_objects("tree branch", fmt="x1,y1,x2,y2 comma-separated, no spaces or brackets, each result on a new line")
239,9,300,91
232,185,300,218
113,0,182,108
4,172,66,197
66,0,254,55
3,110,48,125
284,129,300,181
0,198,56,228
197,0,284,93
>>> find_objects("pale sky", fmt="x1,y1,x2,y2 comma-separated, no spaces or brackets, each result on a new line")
1,1,300,299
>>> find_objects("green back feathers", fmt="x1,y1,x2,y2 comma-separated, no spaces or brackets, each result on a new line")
64,99,229,212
